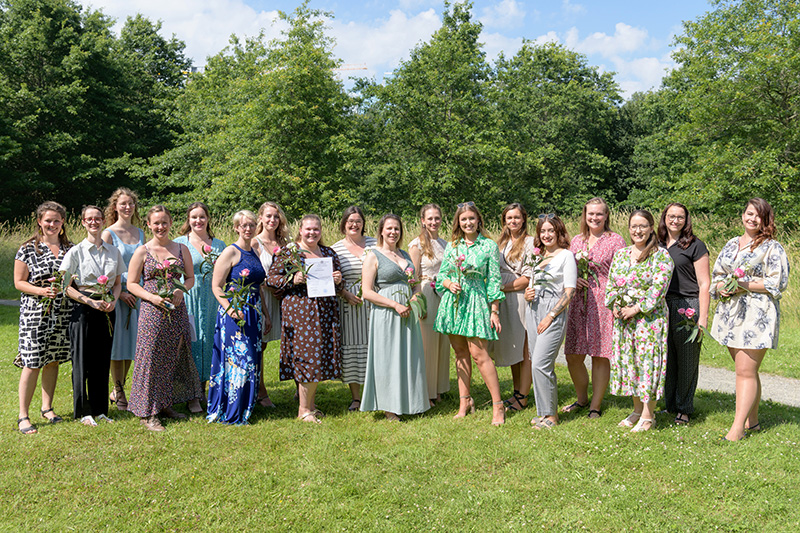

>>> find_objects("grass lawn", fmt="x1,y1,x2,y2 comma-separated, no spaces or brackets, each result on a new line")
1,306,800,531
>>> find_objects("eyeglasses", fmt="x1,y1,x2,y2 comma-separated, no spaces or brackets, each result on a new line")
83,217,103,223
538,213,556,220
239,223,257,229
630,224,651,231
457,201,475,209
666,215,685,222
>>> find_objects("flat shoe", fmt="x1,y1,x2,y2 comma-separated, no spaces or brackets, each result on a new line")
80,415,98,426
257,396,276,409
631,417,655,432
348,399,361,412
746,422,761,432
674,413,690,425
588,409,602,419
17,417,37,434
298,412,321,424
532,418,557,430
140,416,165,432
41,408,63,424
95,414,115,424
618,412,641,428
160,407,188,420
561,401,589,414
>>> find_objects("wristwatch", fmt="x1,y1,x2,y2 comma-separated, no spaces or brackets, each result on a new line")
548,311,556,319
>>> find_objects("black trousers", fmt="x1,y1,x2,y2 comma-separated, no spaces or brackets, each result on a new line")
69,302,115,418
665,296,702,415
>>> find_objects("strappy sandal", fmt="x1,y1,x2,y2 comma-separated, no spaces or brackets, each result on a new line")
561,401,589,413
257,395,276,408
533,418,557,430
505,391,528,412
631,417,655,432
348,399,361,412
17,417,37,434
618,412,641,428
503,390,520,407
674,413,690,425
588,409,602,419
492,400,505,426
298,411,321,424
454,395,475,419
40,408,63,424
746,422,761,432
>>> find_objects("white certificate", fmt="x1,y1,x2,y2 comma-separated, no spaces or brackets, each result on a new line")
305,257,335,298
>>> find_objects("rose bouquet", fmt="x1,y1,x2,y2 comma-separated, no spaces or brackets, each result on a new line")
283,242,314,283
610,276,642,313
199,244,220,280
41,271,74,315
91,274,115,335
524,247,553,292
222,268,259,330
574,248,601,304
718,264,751,302
447,249,480,314
393,266,427,319
153,257,189,312
676,307,704,344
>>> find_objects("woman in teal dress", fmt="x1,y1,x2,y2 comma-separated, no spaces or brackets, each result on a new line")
435,203,506,426
174,202,226,400
360,214,429,421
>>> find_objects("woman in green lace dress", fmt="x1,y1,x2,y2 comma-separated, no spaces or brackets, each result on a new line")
434,203,506,426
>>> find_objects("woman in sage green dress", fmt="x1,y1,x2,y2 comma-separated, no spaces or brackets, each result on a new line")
360,214,429,420
174,202,226,399
434,203,505,426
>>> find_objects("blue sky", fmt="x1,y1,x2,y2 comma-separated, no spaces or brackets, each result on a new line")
81,0,712,97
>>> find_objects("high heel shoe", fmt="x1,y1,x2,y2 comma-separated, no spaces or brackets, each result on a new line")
492,400,506,426
110,380,128,411
453,395,475,419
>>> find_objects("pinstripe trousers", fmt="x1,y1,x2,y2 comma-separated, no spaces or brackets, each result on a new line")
665,296,702,415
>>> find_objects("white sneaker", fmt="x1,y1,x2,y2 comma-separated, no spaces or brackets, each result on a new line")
80,415,97,426
95,414,115,424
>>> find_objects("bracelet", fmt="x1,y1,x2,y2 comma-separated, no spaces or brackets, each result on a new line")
548,311,556,319
491,309,500,316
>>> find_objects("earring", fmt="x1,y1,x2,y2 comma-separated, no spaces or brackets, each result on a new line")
60,227,64,235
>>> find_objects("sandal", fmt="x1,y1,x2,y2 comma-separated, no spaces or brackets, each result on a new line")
80,415,98,426
17,417,37,434
533,418,557,430
505,391,528,412
561,401,589,414
503,390,520,407
348,399,361,412
491,400,505,427
298,411,321,424
746,422,761,432
257,396,276,409
618,412,641,428
588,409,602,419
631,417,655,432
40,408,63,424
674,413,690,425
454,395,475,419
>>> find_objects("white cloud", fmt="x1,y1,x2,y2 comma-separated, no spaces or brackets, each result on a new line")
479,0,527,29
398,0,437,9
564,22,649,58
561,0,586,16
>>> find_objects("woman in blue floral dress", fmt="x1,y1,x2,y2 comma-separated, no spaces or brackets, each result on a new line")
710,198,790,441
605,210,673,432
435,203,506,426
207,210,268,425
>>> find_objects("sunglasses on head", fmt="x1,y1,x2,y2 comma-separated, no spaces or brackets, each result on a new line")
538,213,556,220
457,201,476,209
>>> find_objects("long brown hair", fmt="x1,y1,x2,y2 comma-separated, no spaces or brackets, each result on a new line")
104,187,142,226
338,205,366,236
178,202,216,238
296,214,325,246
579,197,611,240
629,210,658,264
744,197,775,251
497,203,530,263
657,203,696,250
417,203,442,259
533,215,570,250
26,201,71,254
449,203,486,244
257,201,289,245
376,214,404,247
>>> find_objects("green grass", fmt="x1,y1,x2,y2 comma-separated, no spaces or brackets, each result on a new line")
1,305,800,531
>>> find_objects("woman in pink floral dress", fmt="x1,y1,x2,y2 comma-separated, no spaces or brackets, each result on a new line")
605,210,673,432
563,198,625,418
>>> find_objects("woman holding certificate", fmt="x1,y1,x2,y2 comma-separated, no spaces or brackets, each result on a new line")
266,214,344,424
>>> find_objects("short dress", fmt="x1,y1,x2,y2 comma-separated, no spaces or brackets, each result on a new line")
128,247,202,417
174,235,227,382
710,238,790,349
408,236,450,398
434,234,505,341
106,228,144,361
15,241,73,368
255,237,282,345
490,236,535,366
564,232,626,358
331,237,377,385
266,245,343,383
360,249,429,415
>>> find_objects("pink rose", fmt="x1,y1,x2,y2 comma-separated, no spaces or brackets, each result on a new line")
240,269,250,278
615,277,626,287
457,254,466,262
430,281,436,289
273,247,281,254
678,308,686,316
162,260,171,269
166,272,173,280
202,244,212,254
733,268,745,278
684,308,696,318
532,247,541,256
47,277,56,283
97,275,109,285
405,267,414,274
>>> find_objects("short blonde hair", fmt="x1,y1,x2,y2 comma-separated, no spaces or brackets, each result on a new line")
232,209,258,227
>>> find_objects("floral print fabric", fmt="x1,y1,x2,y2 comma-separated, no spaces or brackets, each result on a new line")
605,246,673,401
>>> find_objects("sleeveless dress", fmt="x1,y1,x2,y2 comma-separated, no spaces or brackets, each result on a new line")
174,235,227,382
360,250,429,415
207,244,266,424
106,228,144,361
128,247,202,417
408,236,450,399
255,237,282,344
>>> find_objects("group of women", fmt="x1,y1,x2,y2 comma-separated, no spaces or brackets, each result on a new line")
14,193,789,441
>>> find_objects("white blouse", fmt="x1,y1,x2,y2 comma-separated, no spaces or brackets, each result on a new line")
533,249,577,298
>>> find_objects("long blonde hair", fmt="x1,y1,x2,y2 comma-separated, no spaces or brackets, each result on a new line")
104,187,142,226
497,203,530,264
257,201,289,246
449,203,486,244
417,203,442,259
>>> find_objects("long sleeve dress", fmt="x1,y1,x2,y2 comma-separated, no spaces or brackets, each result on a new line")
408,236,450,399
490,236,535,366
359,250,429,415
709,238,790,349
266,245,343,383
434,234,505,340
564,232,626,358
207,244,266,424
604,246,673,402
174,235,226,383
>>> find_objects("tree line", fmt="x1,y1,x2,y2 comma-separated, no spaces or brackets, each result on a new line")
1,0,797,225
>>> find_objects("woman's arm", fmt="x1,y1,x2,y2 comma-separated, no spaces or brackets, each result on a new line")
211,246,241,319
14,259,53,298
694,253,711,328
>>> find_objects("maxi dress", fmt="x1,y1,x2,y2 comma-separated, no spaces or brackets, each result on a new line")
709,238,790,349
266,245,343,383
490,236,535,366
331,237,377,385
564,232,626,358
255,237,282,345
360,250,430,415
174,235,227,382
107,228,144,362
207,244,265,424
604,246,673,402
128,247,202,417
408,236,450,399
434,234,505,340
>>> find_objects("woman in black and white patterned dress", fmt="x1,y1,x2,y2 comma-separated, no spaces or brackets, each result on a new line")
13,202,74,434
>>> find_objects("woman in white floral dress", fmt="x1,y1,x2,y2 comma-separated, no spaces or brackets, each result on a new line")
710,198,790,441
605,210,673,432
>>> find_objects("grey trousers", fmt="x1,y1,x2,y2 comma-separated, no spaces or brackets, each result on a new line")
526,295,567,417
665,296,702,415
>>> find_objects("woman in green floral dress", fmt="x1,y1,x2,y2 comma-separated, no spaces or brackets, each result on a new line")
434,203,506,426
